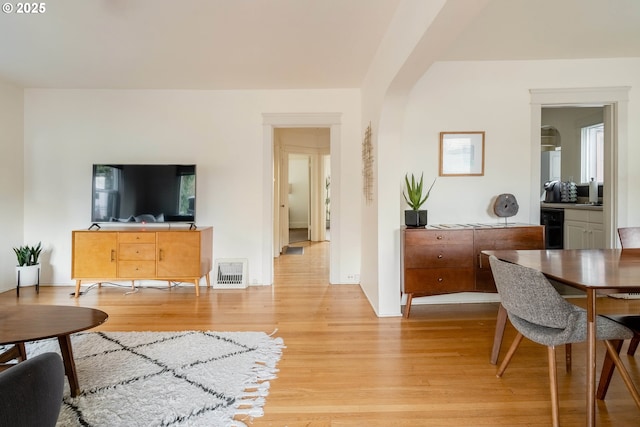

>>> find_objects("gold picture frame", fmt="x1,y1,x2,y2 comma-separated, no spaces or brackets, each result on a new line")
439,131,485,176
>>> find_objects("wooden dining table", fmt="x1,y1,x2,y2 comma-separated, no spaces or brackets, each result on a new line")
483,248,640,427
0,305,108,397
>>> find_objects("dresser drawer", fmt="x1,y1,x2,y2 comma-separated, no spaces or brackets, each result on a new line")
474,226,544,271
118,261,156,277
404,268,475,294
118,243,155,260
404,229,474,246
404,244,473,268
118,233,156,244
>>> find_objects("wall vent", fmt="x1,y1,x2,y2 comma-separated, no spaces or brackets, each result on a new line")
213,259,248,289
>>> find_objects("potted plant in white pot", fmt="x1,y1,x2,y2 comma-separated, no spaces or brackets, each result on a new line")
403,173,436,227
13,241,42,295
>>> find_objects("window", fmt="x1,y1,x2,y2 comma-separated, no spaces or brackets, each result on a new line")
177,171,195,215
93,165,121,221
580,123,604,184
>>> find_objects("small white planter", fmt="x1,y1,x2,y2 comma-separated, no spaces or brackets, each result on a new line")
16,264,40,287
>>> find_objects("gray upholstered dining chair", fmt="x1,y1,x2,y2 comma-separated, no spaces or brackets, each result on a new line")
0,352,64,427
488,255,640,427
612,226,640,356
596,226,640,400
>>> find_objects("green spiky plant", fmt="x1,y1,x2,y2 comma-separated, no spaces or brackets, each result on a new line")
403,173,436,211
13,242,42,266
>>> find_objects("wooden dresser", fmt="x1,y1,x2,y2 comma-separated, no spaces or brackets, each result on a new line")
72,227,213,297
402,224,544,317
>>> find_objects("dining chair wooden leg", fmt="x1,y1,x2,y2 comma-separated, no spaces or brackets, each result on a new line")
490,304,508,365
496,332,524,377
602,340,640,409
628,335,639,356
548,346,560,427
597,339,623,400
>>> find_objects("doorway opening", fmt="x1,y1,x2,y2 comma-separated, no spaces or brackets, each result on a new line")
274,127,331,267
262,112,341,286
531,86,630,249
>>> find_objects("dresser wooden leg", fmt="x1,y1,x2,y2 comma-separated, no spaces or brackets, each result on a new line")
404,293,413,318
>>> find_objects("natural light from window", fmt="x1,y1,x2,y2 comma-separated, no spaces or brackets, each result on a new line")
580,123,604,184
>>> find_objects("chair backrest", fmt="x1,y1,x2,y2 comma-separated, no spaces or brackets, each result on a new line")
0,352,64,427
488,255,578,329
618,227,640,248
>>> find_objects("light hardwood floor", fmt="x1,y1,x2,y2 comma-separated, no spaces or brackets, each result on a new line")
2,241,640,426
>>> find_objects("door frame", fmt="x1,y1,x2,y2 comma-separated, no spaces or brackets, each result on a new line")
262,113,342,285
530,87,630,248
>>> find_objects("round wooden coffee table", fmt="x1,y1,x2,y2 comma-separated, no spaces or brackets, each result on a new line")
0,305,108,396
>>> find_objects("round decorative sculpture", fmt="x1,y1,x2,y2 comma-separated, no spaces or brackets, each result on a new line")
494,193,519,218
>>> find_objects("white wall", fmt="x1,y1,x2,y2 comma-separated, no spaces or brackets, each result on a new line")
402,58,640,226
23,89,361,286
359,0,488,316
0,79,24,292
394,58,640,308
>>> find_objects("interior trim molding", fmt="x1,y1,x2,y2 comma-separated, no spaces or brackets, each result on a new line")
263,112,342,127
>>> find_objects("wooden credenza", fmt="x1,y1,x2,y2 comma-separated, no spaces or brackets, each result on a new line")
72,227,213,297
402,224,544,317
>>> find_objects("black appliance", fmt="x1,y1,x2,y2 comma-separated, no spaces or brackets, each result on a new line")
544,180,561,203
540,208,564,249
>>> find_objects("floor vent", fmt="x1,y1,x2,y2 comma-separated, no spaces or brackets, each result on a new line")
213,259,248,289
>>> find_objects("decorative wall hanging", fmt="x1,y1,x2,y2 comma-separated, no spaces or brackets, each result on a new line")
362,122,374,204
439,131,485,176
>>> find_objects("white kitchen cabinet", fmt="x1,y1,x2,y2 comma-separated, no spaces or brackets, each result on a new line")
564,209,604,249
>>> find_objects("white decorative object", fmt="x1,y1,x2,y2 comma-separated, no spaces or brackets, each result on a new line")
16,264,40,287
589,178,598,204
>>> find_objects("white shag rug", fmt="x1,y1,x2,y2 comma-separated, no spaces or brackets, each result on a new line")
25,331,284,427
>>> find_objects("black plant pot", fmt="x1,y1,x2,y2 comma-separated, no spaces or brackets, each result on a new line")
405,210,428,228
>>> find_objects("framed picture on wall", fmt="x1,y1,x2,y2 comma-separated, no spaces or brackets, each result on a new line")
439,131,485,176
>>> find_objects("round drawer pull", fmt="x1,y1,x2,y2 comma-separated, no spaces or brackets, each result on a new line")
437,277,443,282
436,235,444,240
437,254,443,259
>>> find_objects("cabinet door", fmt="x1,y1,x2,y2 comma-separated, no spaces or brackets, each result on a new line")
156,232,200,278
565,221,588,249
72,232,117,278
474,227,544,291
589,223,605,249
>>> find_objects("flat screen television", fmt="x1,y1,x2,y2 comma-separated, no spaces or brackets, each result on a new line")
91,164,196,224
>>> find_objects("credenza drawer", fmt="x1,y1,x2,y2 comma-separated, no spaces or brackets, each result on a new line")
118,244,155,260
118,233,156,244
404,268,475,294
404,229,474,246
118,261,156,277
404,244,473,268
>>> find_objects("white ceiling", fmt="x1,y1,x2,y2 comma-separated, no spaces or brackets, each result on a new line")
1,0,638,90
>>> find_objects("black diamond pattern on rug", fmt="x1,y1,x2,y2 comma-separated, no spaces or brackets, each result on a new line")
22,331,284,427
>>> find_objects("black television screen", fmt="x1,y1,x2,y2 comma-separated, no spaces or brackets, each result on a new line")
91,164,196,223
